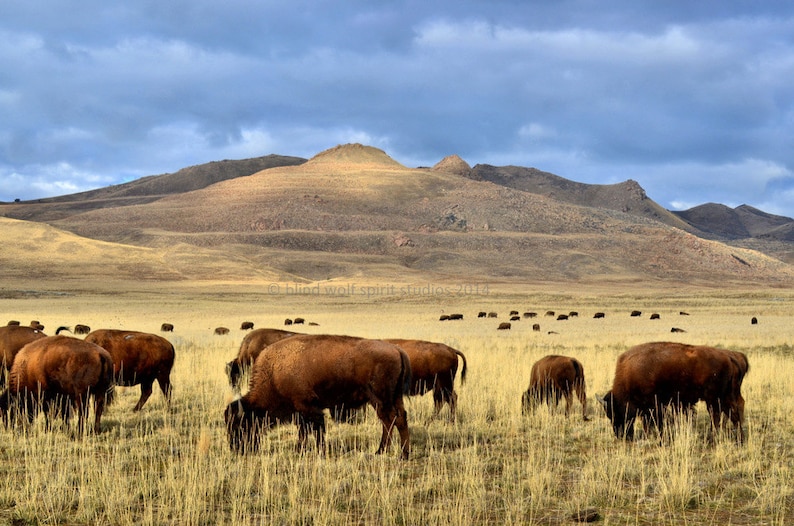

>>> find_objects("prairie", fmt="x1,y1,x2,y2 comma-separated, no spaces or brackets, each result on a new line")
0,283,791,525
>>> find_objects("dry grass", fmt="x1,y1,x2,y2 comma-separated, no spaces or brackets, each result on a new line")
0,284,791,525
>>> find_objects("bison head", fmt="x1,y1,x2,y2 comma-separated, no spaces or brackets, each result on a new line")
597,391,634,440
224,399,265,454
225,361,243,391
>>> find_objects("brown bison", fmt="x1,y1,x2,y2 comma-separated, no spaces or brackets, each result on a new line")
384,339,467,421
84,329,175,411
214,327,230,335
0,335,114,433
0,325,47,385
522,355,588,420
226,328,299,391
597,342,748,442
240,321,255,330
497,322,511,330
160,323,174,332
224,334,411,458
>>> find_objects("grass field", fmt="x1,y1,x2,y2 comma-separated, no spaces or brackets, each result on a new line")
0,283,791,525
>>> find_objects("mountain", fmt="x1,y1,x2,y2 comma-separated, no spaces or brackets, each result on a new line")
5,154,306,222
1,144,793,286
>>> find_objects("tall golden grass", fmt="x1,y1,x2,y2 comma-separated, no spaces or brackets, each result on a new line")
0,285,791,525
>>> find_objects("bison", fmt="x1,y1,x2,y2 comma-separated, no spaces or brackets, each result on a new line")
597,341,748,443
224,334,411,458
0,325,47,385
214,327,230,335
73,324,91,335
84,329,175,411
0,335,114,434
240,321,255,330
226,328,299,391
160,323,174,332
384,339,467,422
522,355,588,420
497,322,511,330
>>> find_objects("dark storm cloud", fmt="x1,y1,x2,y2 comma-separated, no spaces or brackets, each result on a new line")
1,1,793,216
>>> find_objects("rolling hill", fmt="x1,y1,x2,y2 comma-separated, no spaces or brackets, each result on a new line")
2,143,793,287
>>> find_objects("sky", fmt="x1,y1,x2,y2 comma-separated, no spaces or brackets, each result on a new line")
2,1,794,216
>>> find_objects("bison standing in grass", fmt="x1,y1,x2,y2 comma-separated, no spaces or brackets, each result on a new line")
598,341,748,443
0,325,47,386
224,334,411,458
0,335,114,434
226,328,299,392
84,329,175,411
384,339,467,422
522,355,588,420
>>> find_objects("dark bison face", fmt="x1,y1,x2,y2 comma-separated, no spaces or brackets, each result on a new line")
598,391,632,440
224,400,263,454
226,361,242,390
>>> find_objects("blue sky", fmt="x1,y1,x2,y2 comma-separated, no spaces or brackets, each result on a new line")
2,1,793,216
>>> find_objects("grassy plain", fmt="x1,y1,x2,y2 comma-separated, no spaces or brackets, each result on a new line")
0,281,792,525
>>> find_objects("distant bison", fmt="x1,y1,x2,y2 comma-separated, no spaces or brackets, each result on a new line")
240,321,255,330
497,322,511,330
0,325,47,385
160,323,174,332
214,327,230,335
522,355,588,420
384,339,467,422
293,317,305,325
670,327,686,333
593,312,605,319
29,320,44,331
73,324,91,335
439,315,450,321
751,317,758,325
284,319,293,326
487,312,498,318
630,310,642,317
224,334,410,458
477,312,487,318
524,312,537,318
0,335,114,434
532,323,541,332
226,328,299,391
650,313,661,320
84,329,175,411
510,315,520,321
6,321,20,326
556,314,569,321
448,313,464,321
598,342,748,442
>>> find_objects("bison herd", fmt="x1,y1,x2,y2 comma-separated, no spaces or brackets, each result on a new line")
0,314,750,458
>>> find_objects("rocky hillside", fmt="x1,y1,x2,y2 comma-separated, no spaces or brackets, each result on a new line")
0,144,791,286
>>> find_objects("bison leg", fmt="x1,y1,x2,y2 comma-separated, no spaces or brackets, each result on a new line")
375,401,410,459
92,393,106,434
133,379,155,411
157,372,173,405
296,411,326,454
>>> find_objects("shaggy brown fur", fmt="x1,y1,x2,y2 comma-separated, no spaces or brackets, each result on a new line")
224,334,411,459
0,325,47,385
522,355,588,421
598,341,748,442
384,339,467,421
84,329,175,411
0,335,114,433
225,328,298,391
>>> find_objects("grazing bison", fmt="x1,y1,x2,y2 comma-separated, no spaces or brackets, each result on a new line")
487,312,498,318
593,312,605,319
384,339,467,421
214,327,230,335
439,315,450,321
0,335,114,434
556,314,569,321
226,328,299,391
477,311,487,318
670,327,686,333
293,317,305,324
532,323,541,332
510,315,521,321
84,329,175,411
524,312,537,318
522,355,588,420
597,342,748,442
284,318,293,326
240,321,255,330
73,324,91,335
0,325,47,385
6,320,20,326
224,334,411,458
160,323,174,332
630,310,642,317
650,313,661,320
497,322,511,330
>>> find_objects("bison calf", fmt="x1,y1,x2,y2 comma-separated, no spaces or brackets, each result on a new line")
0,335,114,434
522,355,588,420
225,334,410,458
598,341,748,443
84,329,175,411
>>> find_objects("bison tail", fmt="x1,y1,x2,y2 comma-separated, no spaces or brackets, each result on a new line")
455,350,468,384
398,348,412,399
